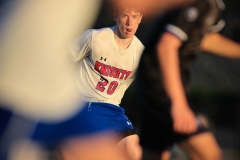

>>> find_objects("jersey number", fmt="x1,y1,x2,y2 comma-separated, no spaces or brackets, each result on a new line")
96,78,118,95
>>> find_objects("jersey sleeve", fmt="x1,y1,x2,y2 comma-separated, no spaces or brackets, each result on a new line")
164,0,225,41
67,29,92,62
163,0,210,42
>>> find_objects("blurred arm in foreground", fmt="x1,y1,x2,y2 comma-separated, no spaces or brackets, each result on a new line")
0,1,125,160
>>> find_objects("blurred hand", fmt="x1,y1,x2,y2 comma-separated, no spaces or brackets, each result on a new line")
171,104,198,134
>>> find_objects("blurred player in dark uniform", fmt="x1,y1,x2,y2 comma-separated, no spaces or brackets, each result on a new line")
135,0,240,159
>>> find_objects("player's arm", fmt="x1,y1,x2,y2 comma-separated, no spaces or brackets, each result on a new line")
157,32,197,134
200,32,240,59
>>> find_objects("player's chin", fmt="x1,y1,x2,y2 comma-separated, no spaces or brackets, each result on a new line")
124,33,134,38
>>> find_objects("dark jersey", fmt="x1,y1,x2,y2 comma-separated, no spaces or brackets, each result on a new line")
136,0,225,109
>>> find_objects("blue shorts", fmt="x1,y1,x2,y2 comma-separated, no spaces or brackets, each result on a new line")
0,102,135,150
31,102,136,146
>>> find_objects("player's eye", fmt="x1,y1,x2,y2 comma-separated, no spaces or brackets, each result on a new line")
121,14,127,18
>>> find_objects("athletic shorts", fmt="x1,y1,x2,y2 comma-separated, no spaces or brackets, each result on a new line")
31,102,136,146
0,102,135,149
139,105,209,153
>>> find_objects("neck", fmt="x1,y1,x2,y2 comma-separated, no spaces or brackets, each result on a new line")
114,27,133,50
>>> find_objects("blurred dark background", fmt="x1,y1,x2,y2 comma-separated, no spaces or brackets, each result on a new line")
92,0,240,159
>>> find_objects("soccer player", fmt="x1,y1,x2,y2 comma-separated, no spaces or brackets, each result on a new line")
135,0,240,159
62,0,144,160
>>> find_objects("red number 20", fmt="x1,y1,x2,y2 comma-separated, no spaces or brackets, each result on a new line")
96,78,118,95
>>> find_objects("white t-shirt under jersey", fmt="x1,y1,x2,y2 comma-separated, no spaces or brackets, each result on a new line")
68,26,144,106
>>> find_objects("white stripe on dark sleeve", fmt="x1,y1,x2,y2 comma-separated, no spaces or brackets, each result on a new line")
165,24,188,41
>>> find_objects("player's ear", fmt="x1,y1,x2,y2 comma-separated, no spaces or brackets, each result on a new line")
113,12,118,21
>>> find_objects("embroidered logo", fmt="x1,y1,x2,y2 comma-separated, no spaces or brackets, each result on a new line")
100,57,107,61
184,7,199,22
127,121,132,125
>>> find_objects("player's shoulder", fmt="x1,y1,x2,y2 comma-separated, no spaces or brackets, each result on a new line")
164,0,213,29
81,27,110,36
134,36,145,49
90,27,114,40
92,26,114,35
130,36,144,57
181,0,222,17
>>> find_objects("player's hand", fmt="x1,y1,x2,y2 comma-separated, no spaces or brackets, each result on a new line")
171,105,198,134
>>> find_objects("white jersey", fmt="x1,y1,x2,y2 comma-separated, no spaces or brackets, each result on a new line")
68,26,144,106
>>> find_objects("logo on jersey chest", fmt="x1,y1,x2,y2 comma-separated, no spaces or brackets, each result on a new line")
100,57,107,61
94,61,132,80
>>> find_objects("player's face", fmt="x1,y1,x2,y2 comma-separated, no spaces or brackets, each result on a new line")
114,9,143,39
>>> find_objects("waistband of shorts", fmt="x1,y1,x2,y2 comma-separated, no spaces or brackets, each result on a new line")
84,102,124,111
